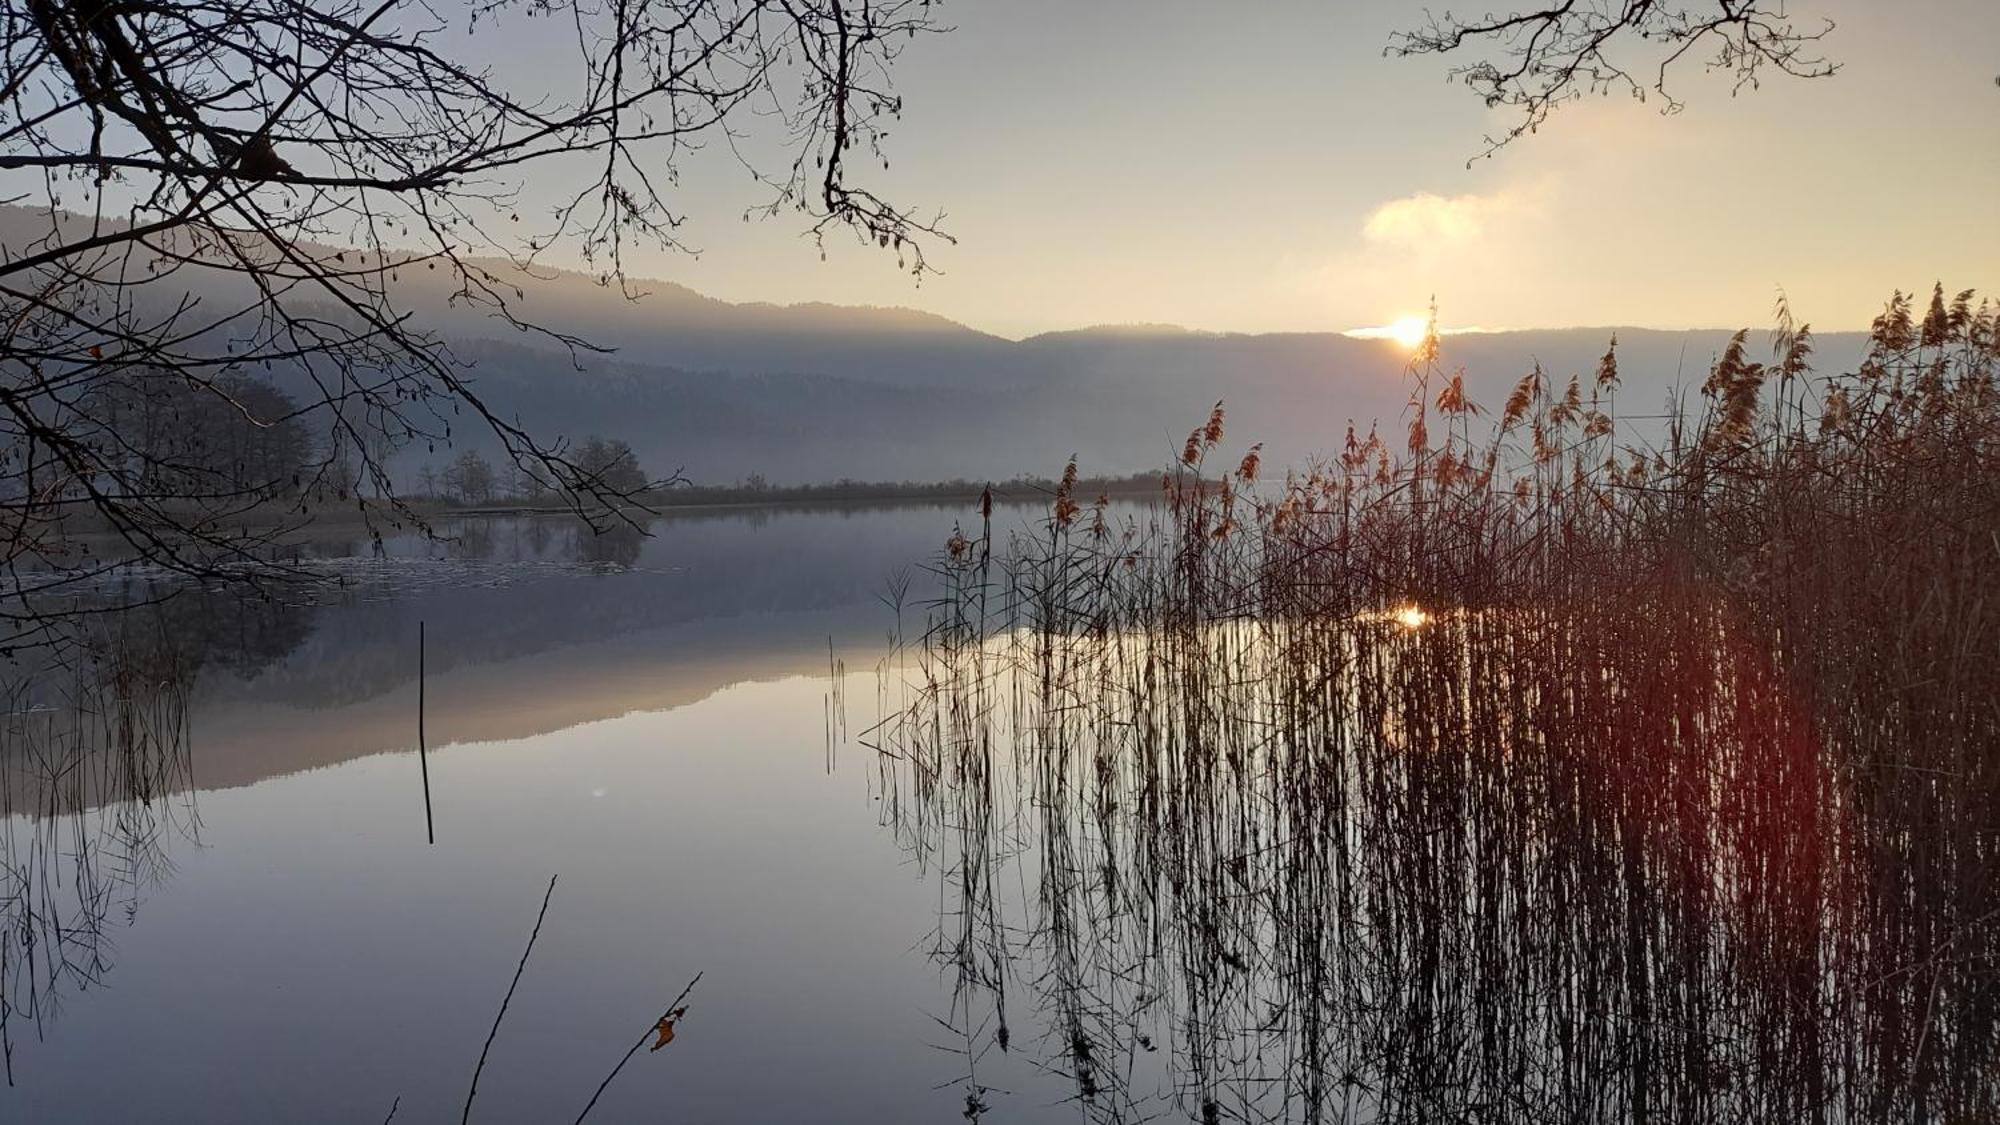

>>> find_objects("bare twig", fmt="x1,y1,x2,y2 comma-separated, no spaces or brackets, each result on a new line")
462,873,559,1125
572,971,704,1125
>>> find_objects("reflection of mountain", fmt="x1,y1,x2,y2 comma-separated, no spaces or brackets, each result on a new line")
5,507,944,1066
190,605,877,792
173,509,949,790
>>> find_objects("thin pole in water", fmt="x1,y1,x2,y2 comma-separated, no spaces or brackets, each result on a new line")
419,619,434,845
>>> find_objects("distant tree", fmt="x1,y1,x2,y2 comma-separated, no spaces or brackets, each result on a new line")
361,427,404,500
576,437,648,496
442,450,497,505
85,369,310,504
218,376,312,500
512,465,550,503
304,428,362,504
418,463,439,501
1392,3,1839,158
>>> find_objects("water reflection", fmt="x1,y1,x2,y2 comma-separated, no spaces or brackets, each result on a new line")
14,499,1985,1121
32,509,955,791
1,505,970,1106
871,597,2000,1122
1,668,194,1084
11,507,966,794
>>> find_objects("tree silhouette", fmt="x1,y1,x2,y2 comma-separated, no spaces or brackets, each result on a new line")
442,449,497,505
0,0,946,647
1392,2,1840,159
575,436,646,496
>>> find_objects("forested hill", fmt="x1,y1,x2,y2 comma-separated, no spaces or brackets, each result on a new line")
428,303,1870,486
1,206,1872,485
383,248,1872,484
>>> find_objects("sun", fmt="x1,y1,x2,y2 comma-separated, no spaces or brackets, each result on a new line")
1346,313,1437,350
1386,314,1430,350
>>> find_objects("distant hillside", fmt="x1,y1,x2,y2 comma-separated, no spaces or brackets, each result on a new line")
1,205,1871,485
419,266,1035,394
419,322,1867,486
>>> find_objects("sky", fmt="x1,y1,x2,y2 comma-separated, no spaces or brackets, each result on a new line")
503,1,2000,338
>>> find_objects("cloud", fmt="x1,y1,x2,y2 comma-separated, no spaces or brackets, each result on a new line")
1361,191,1518,248
1272,181,1563,330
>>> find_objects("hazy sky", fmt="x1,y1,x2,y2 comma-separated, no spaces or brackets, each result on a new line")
518,1,2000,337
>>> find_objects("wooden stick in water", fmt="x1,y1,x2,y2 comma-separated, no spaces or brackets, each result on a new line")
419,619,434,845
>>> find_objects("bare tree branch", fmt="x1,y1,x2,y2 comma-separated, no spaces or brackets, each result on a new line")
1389,2,1839,161
0,0,949,649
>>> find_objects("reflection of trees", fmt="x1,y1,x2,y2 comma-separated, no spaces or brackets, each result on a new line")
456,519,498,562
81,583,317,686
0,585,303,1083
575,523,644,570
0,582,290,1077
875,594,2000,1122
1,670,195,1083
524,518,554,559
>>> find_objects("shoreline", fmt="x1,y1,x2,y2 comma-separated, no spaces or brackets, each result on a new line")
46,474,1167,543
448,475,1162,519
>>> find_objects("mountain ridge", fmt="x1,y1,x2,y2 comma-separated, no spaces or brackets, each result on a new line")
1,205,1876,485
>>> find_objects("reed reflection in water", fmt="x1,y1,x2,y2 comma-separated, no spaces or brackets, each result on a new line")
872,592,1996,1124
1,666,195,1086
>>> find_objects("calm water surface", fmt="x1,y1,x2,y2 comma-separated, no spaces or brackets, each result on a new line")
3,506,1063,1122
12,503,1996,1122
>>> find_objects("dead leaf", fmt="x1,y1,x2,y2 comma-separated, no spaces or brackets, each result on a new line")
649,1017,677,1052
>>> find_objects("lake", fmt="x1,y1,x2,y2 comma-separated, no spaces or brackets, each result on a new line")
1,505,1076,1122
4,501,1996,1122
